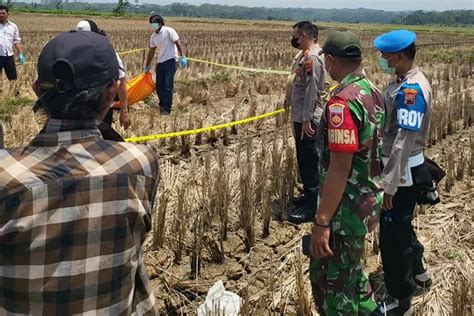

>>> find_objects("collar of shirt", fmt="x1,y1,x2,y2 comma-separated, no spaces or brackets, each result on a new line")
29,119,124,147
298,49,309,64
309,43,321,54
332,66,366,96
395,66,420,84
300,44,320,59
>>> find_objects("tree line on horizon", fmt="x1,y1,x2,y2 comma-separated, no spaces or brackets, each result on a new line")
5,1,474,26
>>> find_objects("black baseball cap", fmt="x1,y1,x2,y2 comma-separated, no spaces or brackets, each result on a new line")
37,31,119,93
320,31,362,57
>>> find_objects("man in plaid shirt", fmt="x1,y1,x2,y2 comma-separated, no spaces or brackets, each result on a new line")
0,31,159,315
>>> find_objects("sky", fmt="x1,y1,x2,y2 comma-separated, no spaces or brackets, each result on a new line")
143,0,474,11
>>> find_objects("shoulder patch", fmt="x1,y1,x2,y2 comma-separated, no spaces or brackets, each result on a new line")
396,83,426,131
402,88,418,106
326,98,359,153
329,103,345,128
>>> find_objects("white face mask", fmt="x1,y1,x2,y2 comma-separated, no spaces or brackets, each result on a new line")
150,23,161,31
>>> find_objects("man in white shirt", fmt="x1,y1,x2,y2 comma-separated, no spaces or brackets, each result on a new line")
76,19,131,130
144,14,187,114
0,5,25,81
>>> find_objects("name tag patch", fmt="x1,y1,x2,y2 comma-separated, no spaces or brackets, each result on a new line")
396,83,426,131
329,129,357,145
397,109,424,130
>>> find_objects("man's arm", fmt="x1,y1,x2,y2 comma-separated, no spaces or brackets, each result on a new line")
301,55,324,139
310,151,353,258
317,151,353,224
175,39,186,57
117,77,131,129
175,39,187,68
310,98,360,258
303,56,324,121
284,51,303,109
13,25,22,55
284,74,295,109
383,130,418,195
13,42,23,55
310,56,326,123
144,47,156,70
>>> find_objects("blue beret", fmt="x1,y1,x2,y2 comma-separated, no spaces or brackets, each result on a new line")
373,29,416,53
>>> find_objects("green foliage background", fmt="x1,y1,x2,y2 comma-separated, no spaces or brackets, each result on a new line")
5,1,474,26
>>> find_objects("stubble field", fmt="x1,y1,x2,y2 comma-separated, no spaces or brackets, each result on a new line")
1,13,473,315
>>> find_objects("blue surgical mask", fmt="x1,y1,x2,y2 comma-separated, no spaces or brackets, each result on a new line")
378,57,396,75
324,55,336,81
151,23,160,31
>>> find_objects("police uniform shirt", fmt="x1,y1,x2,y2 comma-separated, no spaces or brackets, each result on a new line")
382,67,432,195
0,21,21,57
290,44,326,124
285,50,303,105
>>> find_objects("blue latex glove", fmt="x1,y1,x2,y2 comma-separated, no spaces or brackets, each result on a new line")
180,55,187,68
18,53,26,65
143,65,151,73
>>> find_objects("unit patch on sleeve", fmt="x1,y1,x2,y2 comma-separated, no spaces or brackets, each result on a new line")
329,103,344,128
327,99,359,153
403,88,418,106
396,83,426,131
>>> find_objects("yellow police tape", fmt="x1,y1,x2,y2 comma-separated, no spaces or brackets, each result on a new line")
16,61,38,65
117,48,147,56
16,48,146,65
125,108,286,143
186,57,291,75
16,47,291,76
117,49,291,75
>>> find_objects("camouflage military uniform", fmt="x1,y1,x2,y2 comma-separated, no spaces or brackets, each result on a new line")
310,67,385,315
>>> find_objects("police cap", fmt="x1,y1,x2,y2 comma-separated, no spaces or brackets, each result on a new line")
373,29,416,53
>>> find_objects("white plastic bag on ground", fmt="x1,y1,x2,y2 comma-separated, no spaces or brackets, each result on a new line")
197,280,241,316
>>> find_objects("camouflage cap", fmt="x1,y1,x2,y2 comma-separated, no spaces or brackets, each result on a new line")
320,31,362,57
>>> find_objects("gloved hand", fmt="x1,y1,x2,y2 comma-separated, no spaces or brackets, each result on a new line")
143,65,151,73
180,55,187,68
18,53,26,65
